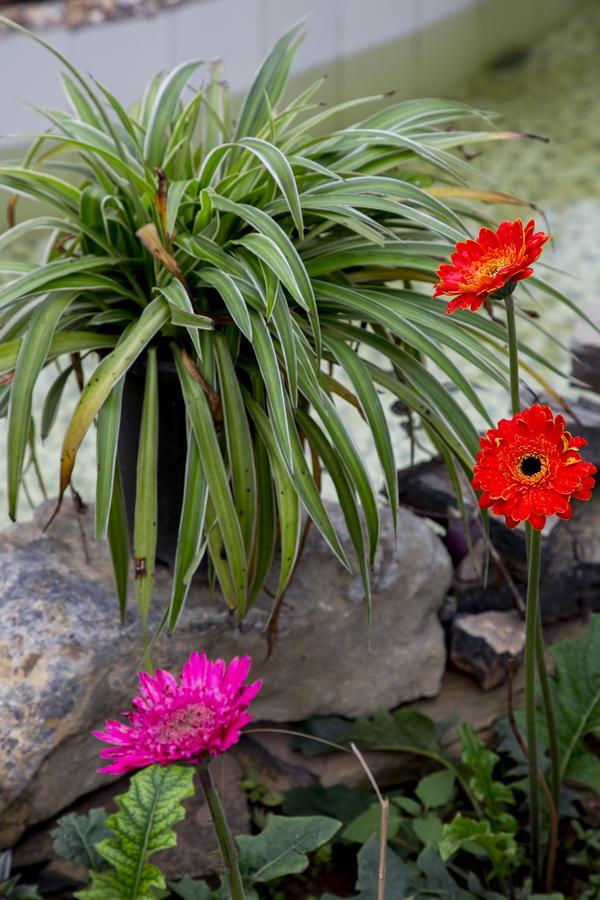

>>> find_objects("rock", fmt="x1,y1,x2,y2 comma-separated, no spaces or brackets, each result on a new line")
540,491,600,620
572,308,600,393
414,617,585,753
453,535,529,618
450,611,525,690
0,497,451,847
397,457,528,575
14,754,249,882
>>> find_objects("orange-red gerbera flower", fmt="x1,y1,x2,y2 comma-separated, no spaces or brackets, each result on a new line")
434,219,550,315
472,405,596,530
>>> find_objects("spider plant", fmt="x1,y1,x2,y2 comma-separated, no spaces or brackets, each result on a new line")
0,20,574,636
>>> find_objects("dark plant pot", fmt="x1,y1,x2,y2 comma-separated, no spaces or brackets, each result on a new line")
117,358,188,567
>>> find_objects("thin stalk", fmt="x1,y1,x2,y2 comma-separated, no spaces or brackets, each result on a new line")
525,528,542,886
506,293,561,869
351,743,389,900
198,763,246,900
504,293,521,417
535,619,560,812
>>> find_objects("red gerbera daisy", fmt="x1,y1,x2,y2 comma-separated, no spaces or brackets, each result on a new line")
472,405,596,530
434,219,550,314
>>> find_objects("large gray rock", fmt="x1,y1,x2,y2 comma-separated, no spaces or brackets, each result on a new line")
0,498,451,847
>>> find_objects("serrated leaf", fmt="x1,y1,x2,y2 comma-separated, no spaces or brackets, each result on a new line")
51,809,112,871
439,814,518,877
458,724,514,820
76,764,195,900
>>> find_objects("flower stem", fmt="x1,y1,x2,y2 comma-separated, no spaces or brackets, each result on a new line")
506,293,561,851
535,616,560,812
525,527,542,886
504,293,521,417
198,763,246,900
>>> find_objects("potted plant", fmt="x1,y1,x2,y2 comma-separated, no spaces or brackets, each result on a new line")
0,20,568,639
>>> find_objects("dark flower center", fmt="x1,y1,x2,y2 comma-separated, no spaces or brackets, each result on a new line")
519,455,542,477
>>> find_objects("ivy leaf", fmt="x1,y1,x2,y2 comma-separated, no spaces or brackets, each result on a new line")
289,715,352,756
324,841,474,900
342,802,402,844
417,847,475,899
439,813,519,877
168,876,213,899
351,836,421,899
390,793,422,816
282,784,372,826
236,814,341,882
75,764,195,900
543,614,600,792
412,813,444,847
51,809,112,872
415,770,456,810
344,709,451,759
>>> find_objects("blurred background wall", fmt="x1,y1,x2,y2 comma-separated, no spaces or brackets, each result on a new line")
0,0,581,143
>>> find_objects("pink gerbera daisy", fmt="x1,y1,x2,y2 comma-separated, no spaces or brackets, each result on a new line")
94,652,262,775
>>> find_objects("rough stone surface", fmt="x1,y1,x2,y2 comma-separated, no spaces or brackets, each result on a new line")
416,617,585,752
572,306,600,394
397,456,528,577
450,611,525,690
0,498,451,847
541,492,600,619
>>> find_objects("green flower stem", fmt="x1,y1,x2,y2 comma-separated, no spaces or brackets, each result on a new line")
525,527,542,885
505,293,560,881
198,762,246,899
504,293,521,417
535,616,560,811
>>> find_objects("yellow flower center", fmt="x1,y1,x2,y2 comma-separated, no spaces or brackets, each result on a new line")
477,253,513,279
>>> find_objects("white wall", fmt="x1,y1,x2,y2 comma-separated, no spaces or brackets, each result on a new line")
0,0,481,139
0,0,577,143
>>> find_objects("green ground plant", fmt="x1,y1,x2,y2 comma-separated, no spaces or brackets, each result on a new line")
46,617,600,899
